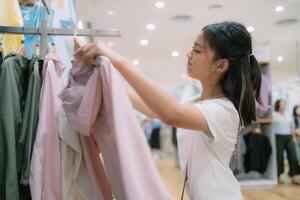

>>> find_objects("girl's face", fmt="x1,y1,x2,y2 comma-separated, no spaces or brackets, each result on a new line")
296,106,300,117
186,33,217,82
279,100,286,112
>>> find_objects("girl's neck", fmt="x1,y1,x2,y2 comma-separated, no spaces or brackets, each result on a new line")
200,84,225,101
279,110,285,115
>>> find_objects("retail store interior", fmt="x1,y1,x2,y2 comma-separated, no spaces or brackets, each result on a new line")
1,0,300,199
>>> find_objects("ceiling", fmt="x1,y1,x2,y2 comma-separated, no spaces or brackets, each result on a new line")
75,0,300,87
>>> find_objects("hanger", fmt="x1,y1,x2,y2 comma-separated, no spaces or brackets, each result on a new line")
18,40,27,57
253,125,262,134
50,42,56,53
35,42,40,56
73,23,81,52
73,37,81,51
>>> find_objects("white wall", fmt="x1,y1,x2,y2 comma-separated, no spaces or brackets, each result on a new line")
270,39,300,84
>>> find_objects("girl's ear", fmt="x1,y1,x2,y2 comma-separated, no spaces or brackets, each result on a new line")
215,58,229,73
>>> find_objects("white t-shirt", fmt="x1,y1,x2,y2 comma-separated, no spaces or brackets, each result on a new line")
177,98,243,200
273,112,294,135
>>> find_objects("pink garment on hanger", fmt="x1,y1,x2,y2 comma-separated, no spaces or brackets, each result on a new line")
59,56,173,200
29,52,64,200
255,74,271,118
59,60,113,200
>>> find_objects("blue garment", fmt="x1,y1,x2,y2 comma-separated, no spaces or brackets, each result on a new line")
51,0,77,84
273,112,293,135
21,3,53,58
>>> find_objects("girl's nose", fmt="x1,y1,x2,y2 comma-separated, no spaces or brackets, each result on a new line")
186,52,191,58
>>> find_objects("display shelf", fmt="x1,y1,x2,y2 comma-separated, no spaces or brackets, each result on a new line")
254,118,272,124
236,58,277,187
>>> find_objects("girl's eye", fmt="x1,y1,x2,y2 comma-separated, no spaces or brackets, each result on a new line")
193,48,201,53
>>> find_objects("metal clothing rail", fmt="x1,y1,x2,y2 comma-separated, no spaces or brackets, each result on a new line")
0,20,121,58
0,26,121,36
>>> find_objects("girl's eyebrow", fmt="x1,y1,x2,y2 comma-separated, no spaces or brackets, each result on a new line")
194,42,204,49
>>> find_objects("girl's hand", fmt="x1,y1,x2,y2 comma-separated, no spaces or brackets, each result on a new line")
74,40,122,67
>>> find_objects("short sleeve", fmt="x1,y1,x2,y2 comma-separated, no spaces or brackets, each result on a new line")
180,96,200,105
195,100,239,145
272,113,279,123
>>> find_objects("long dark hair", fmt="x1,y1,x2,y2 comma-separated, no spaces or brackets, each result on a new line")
293,105,300,128
202,22,261,127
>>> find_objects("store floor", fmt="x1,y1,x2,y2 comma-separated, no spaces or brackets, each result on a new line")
156,156,300,200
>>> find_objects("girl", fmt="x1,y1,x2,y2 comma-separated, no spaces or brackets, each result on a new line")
293,105,300,164
274,100,300,184
75,21,261,200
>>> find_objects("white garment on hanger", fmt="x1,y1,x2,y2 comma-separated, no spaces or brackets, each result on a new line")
58,111,93,200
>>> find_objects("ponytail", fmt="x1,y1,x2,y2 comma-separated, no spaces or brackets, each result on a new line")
238,54,261,126
250,55,261,100
221,54,261,127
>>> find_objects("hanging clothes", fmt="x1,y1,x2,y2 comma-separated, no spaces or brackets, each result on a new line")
21,2,54,59
0,45,3,65
0,53,29,200
255,74,271,118
58,111,94,200
59,58,117,200
243,132,272,173
0,52,3,65
234,134,246,174
0,0,24,55
150,119,162,149
30,51,64,200
19,55,42,186
59,56,173,200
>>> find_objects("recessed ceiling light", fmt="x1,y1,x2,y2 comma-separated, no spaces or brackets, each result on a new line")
107,10,116,16
146,24,156,30
140,39,149,46
155,2,165,8
107,42,114,47
132,59,140,66
247,26,255,32
275,6,284,12
277,56,283,61
172,51,179,57
77,20,83,29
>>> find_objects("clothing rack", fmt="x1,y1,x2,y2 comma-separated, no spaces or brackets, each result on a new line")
0,20,121,58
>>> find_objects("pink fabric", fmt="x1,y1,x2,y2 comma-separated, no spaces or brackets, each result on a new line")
59,60,112,200
59,56,173,200
255,74,271,118
29,52,64,200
